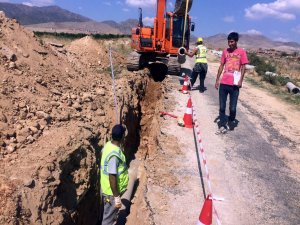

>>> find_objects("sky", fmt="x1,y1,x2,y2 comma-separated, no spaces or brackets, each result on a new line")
1,0,300,43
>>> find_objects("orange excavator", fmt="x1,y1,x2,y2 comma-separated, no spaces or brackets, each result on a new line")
126,0,194,75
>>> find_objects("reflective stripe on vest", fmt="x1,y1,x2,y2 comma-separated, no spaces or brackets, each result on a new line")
196,45,207,63
100,141,129,196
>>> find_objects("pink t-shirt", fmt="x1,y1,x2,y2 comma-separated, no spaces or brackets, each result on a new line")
220,48,248,85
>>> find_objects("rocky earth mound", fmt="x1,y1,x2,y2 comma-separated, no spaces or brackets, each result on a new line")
0,12,153,225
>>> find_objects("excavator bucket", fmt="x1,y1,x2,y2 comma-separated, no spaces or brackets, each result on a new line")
174,0,193,15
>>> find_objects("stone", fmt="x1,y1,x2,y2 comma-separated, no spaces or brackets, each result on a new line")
17,127,30,137
96,89,105,96
18,101,26,108
35,111,51,121
90,102,98,111
16,135,26,143
26,135,35,143
51,88,62,95
29,126,39,135
6,144,16,153
50,101,60,107
8,62,16,69
0,112,7,123
24,179,34,188
19,111,27,120
72,102,82,111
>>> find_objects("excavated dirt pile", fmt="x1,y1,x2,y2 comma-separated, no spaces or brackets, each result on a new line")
0,12,160,225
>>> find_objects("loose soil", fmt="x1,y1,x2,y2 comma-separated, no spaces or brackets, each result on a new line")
1,11,300,225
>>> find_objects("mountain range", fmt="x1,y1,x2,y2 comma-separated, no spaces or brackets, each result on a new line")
0,2,299,52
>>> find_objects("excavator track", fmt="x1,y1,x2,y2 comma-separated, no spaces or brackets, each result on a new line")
167,57,181,75
126,52,141,71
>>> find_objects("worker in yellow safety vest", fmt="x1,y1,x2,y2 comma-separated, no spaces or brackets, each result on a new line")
100,124,129,225
185,37,208,93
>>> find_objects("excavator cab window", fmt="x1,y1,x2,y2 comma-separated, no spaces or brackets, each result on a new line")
136,28,140,35
166,15,171,39
172,16,188,48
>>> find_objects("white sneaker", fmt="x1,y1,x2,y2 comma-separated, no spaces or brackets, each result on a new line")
215,126,229,135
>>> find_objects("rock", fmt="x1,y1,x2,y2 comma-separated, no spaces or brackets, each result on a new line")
8,62,16,69
29,126,39,135
17,127,30,137
24,179,35,188
19,111,27,120
96,89,105,96
90,102,98,111
57,112,70,121
51,88,62,95
14,69,23,76
16,135,26,143
50,101,60,107
18,101,26,108
39,167,51,180
6,144,16,153
67,100,72,107
15,124,23,130
0,112,7,123
22,52,29,58
70,94,77,100
35,77,43,84
26,135,35,143
82,93,93,102
96,109,105,116
49,42,64,48
73,102,82,111
35,111,51,121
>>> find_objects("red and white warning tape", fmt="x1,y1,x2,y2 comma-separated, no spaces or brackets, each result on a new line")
186,78,223,225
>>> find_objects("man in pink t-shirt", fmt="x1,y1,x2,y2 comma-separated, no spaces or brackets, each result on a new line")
215,32,248,134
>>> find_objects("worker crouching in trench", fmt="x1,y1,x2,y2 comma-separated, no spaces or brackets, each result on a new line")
100,124,129,225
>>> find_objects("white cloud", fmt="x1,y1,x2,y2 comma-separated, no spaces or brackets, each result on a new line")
117,1,123,5
244,29,262,35
143,17,154,26
223,16,235,23
22,0,54,7
125,0,156,7
245,0,300,20
103,2,112,6
274,37,290,42
292,25,300,34
122,8,129,12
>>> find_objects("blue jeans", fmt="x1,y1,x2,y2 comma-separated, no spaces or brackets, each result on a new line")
219,84,240,128
191,63,208,89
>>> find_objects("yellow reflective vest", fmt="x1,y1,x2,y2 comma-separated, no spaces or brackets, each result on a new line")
195,44,207,64
100,141,129,196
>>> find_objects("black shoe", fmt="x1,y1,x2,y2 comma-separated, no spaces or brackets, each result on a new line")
228,120,236,130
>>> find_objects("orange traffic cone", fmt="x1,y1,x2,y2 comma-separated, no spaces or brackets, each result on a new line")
183,97,193,128
181,75,190,94
196,195,213,225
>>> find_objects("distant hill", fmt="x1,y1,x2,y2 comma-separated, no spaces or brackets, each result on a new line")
26,21,122,35
102,19,138,35
205,33,300,52
0,3,91,25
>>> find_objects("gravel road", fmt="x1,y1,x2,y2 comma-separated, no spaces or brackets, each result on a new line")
147,56,300,225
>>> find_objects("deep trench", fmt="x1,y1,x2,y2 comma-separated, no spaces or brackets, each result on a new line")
72,74,164,225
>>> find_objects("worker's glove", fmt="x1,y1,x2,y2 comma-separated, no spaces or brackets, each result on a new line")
114,196,122,209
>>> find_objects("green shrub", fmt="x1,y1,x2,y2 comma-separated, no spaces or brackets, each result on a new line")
248,52,276,76
34,31,130,40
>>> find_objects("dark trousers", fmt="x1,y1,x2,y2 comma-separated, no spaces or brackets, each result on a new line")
219,84,240,127
191,63,208,89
